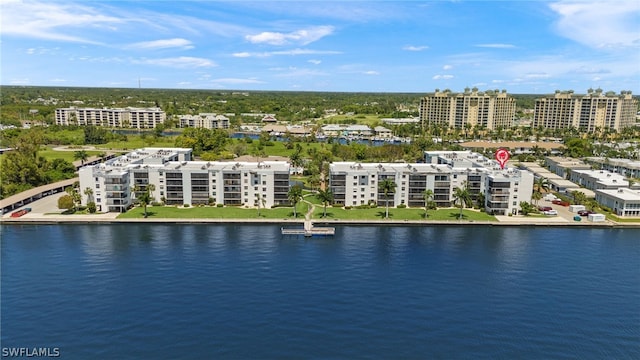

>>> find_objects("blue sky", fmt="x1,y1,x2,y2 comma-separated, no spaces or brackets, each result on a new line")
1,0,639,94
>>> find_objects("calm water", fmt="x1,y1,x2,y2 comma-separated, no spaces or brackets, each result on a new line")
2,225,639,359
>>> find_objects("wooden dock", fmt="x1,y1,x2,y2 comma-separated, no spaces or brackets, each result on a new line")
281,220,335,237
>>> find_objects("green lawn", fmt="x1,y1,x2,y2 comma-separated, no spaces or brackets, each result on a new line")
606,213,640,223
117,202,309,219
234,139,326,158
39,149,104,162
116,203,496,222
312,206,496,221
98,136,177,151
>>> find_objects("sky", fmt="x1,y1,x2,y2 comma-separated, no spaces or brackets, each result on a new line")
1,0,639,94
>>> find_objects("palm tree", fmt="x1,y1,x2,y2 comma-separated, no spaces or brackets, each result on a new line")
84,187,94,204
65,186,81,211
97,152,107,163
378,178,397,219
255,193,265,217
74,150,89,165
316,188,334,218
533,176,550,202
422,189,434,218
133,184,155,218
531,191,542,205
453,182,472,219
288,184,303,218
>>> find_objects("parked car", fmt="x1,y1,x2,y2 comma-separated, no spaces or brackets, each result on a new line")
538,206,552,212
543,209,558,216
578,210,594,216
552,200,570,206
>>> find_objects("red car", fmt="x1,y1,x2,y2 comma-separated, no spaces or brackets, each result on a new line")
538,206,552,212
577,210,594,216
552,200,570,206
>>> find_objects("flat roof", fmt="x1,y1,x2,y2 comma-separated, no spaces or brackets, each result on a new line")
597,188,640,201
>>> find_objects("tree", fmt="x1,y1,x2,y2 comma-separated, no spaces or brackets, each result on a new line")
65,186,81,211
255,193,266,217
133,184,156,218
84,187,94,204
288,184,303,218
519,201,536,216
316,189,334,218
87,202,97,213
378,178,397,219
572,190,587,205
74,150,89,165
453,182,472,219
422,189,434,218
57,195,75,212
531,191,543,205
533,176,550,203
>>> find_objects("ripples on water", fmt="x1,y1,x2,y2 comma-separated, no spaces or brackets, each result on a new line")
2,224,639,359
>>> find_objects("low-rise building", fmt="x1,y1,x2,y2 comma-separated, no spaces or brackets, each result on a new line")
179,113,229,129
569,169,632,190
584,157,640,179
79,148,290,212
374,126,393,138
545,156,592,179
596,188,640,217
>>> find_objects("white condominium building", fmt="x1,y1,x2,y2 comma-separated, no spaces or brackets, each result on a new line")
179,113,230,129
79,148,290,213
329,151,533,216
55,107,166,128
533,89,637,132
595,188,640,217
419,88,516,130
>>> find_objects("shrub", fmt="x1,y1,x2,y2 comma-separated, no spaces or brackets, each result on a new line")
216,204,224,207
151,202,163,206
87,202,97,214
397,204,407,209
344,206,352,210
183,204,190,208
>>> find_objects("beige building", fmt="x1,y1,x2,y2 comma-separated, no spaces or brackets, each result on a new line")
419,88,516,130
179,113,229,129
55,107,166,128
533,89,637,132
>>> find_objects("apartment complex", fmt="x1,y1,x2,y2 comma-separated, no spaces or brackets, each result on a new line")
595,188,640,217
78,148,290,212
179,113,230,129
533,89,637,132
329,151,533,215
419,88,516,130
55,107,166,128
584,157,640,179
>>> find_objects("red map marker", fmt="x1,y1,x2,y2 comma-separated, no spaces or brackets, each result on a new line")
495,148,510,169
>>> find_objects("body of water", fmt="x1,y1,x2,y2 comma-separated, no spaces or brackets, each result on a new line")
2,225,639,359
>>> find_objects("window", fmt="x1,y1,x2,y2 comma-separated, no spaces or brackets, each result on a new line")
96,198,101,202
96,184,100,189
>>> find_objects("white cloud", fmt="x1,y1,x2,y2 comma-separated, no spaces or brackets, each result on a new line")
433,74,454,80
492,80,505,83
212,78,264,84
127,38,194,50
134,57,216,68
524,73,551,79
232,49,341,58
363,71,380,75
403,45,429,51
245,26,334,46
10,78,30,84
549,1,640,49
475,44,516,49
443,64,453,70
49,78,67,83
308,59,322,65
0,1,122,43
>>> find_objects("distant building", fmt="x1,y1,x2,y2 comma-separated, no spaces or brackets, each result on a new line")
374,126,393,138
544,156,592,179
532,89,637,132
419,88,516,130
584,157,640,179
179,113,229,129
569,169,634,191
79,148,290,212
55,107,166,129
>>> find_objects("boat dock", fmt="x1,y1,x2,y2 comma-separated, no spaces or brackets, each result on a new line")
281,219,335,237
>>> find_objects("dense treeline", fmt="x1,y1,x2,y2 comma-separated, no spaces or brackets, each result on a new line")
0,86,579,125
0,129,77,199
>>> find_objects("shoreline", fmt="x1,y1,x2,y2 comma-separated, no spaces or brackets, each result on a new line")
2,215,638,229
